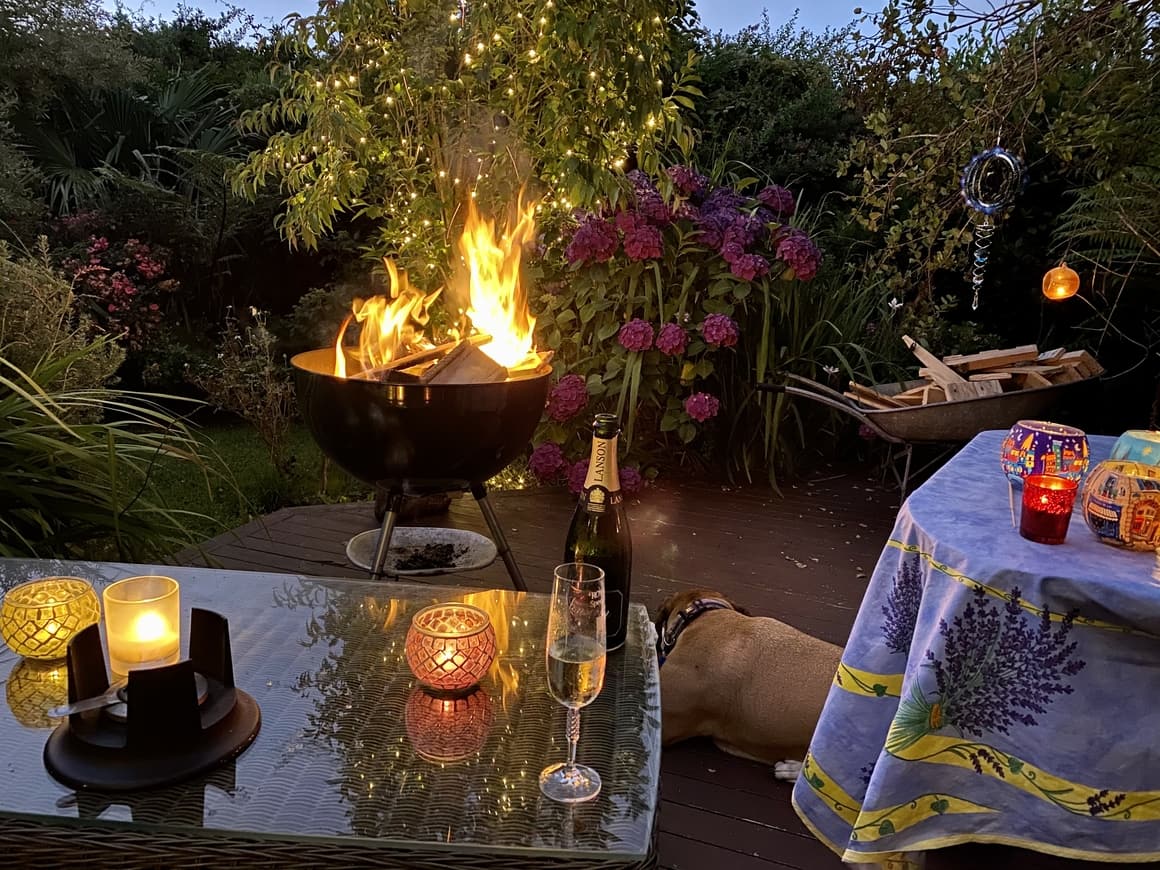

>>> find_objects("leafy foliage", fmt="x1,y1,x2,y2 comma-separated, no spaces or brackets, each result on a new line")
692,13,861,199
0,344,217,559
0,239,123,392
235,0,701,283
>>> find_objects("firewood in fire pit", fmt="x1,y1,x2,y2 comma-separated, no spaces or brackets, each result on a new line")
419,339,507,384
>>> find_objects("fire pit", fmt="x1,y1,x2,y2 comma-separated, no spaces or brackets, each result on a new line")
290,196,550,591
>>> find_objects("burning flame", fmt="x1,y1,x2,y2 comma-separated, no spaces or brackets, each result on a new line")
331,194,540,379
333,260,442,378
458,193,538,369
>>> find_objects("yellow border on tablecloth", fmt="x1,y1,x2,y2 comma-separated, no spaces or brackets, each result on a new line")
794,757,1160,865
885,540,1154,637
834,662,905,698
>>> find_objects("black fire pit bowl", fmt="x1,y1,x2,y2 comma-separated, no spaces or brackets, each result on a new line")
291,348,551,493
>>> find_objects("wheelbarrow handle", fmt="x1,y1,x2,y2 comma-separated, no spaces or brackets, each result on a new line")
755,375,904,444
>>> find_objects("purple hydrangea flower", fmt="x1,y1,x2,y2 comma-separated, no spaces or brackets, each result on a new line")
567,459,589,494
723,214,764,250
673,201,701,222
702,187,745,212
546,373,589,422
776,230,822,281
757,184,796,218
655,322,688,356
620,466,644,495
730,253,770,281
626,169,653,191
694,209,735,248
618,318,655,352
702,313,739,348
720,240,745,264
684,392,721,422
666,165,709,197
565,214,619,264
528,442,567,482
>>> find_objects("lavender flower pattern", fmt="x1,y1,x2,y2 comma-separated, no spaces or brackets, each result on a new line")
888,587,1085,752
881,556,923,654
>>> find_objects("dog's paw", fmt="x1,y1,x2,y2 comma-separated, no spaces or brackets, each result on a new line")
773,760,803,782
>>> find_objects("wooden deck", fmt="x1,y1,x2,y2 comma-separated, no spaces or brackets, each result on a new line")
180,471,895,870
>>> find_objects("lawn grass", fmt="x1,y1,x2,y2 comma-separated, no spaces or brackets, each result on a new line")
152,420,536,544
151,420,370,542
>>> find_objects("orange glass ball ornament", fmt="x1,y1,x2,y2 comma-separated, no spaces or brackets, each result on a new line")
1042,264,1080,301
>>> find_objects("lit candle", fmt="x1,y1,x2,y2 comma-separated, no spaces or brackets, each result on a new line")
102,576,180,676
405,603,496,693
1020,475,1078,545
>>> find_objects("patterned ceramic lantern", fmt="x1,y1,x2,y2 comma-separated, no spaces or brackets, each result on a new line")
1110,431,1160,466
1081,460,1160,550
1000,420,1090,485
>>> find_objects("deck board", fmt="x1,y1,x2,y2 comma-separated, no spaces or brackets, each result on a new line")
177,471,897,869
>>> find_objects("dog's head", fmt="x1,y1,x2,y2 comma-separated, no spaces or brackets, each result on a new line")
654,588,748,635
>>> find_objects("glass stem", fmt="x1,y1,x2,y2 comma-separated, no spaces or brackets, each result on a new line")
566,708,581,767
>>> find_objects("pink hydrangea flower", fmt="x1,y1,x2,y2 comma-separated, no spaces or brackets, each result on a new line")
655,322,688,356
528,443,568,482
702,313,739,348
757,184,796,218
684,392,721,422
546,374,589,422
567,459,589,494
565,214,619,264
776,230,822,281
730,253,770,282
618,318,654,352
623,222,664,260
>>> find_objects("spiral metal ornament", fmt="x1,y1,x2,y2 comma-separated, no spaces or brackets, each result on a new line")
960,145,1026,310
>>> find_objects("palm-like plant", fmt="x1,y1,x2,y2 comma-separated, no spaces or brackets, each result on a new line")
22,66,241,213
0,343,220,559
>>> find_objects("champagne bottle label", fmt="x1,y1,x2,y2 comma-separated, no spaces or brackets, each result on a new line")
605,589,625,646
582,436,619,514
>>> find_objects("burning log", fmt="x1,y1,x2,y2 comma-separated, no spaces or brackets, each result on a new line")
419,340,508,385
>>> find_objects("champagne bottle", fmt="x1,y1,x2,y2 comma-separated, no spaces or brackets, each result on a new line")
563,414,633,651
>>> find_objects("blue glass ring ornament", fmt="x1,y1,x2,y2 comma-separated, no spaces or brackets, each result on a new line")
960,145,1027,311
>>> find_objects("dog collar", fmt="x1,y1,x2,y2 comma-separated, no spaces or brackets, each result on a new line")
656,598,733,667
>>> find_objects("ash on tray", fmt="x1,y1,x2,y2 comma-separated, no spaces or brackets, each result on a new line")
394,543,469,572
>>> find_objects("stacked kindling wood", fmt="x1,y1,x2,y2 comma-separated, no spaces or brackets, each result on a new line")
844,335,1103,410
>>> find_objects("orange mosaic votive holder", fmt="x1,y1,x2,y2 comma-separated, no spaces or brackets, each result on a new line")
1020,474,1079,545
404,603,496,693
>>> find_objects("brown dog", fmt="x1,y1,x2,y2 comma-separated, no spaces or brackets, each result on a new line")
656,588,843,776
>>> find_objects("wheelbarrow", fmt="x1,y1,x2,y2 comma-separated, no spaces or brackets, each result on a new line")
758,373,1097,495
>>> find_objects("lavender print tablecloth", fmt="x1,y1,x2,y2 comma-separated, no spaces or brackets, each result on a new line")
793,430,1160,863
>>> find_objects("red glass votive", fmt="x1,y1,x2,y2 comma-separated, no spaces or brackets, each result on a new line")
1020,474,1079,545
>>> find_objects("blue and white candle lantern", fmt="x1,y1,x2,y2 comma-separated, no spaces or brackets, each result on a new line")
1000,420,1090,485
1110,431,1160,467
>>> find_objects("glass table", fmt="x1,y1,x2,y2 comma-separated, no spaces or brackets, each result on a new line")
0,559,660,870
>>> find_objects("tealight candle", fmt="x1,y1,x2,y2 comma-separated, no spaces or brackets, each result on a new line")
102,576,180,676
1020,474,1079,545
405,603,497,693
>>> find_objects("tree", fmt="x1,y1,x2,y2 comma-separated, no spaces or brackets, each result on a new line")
234,0,701,283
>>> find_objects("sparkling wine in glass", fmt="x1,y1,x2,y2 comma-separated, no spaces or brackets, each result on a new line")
540,562,607,803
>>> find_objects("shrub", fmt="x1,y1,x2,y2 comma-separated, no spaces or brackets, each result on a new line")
531,164,879,484
186,308,297,473
0,343,217,559
0,238,123,393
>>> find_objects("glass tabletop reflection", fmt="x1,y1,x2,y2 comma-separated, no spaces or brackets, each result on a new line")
0,559,660,859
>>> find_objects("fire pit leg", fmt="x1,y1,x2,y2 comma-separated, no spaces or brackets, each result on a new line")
370,490,406,580
470,483,528,592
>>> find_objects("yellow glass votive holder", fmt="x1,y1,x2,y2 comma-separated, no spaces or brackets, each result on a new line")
102,576,180,676
0,577,101,661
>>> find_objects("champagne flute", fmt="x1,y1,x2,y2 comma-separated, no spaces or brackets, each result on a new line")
540,562,607,803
